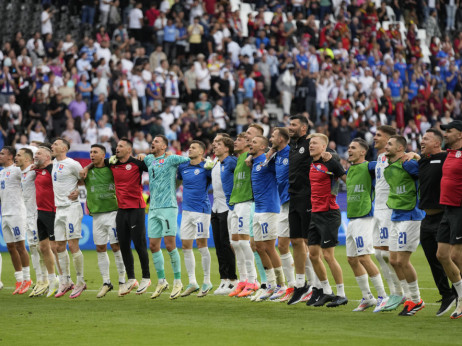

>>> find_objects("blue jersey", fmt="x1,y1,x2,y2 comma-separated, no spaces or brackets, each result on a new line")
388,79,403,98
251,153,280,213
274,145,290,205
177,161,212,214
391,160,425,222
220,155,237,210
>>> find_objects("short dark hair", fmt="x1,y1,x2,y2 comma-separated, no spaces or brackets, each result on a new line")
191,140,206,152
2,146,16,157
390,135,407,149
290,115,309,126
155,135,169,146
273,127,290,142
377,125,397,137
119,137,133,147
217,137,234,155
91,144,106,154
426,128,443,143
351,138,369,151
55,137,70,150
19,148,34,160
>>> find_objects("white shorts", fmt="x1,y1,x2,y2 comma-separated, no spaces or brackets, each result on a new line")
54,203,83,242
26,214,39,246
93,211,118,246
253,212,278,242
373,208,393,247
277,203,290,238
227,209,238,236
389,220,421,252
346,217,374,257
234,201,252,236
180,210,210,240
1,215,26,243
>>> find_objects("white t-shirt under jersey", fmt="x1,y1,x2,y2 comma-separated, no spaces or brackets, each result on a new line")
374,153,390,211
21,165,37,218
0,164,26,216
52,158,83,207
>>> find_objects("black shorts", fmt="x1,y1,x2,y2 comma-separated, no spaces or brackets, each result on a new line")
437,206,462,245
420,212,443,235
37,210,56,241
289,196,311,239
308,209,341,248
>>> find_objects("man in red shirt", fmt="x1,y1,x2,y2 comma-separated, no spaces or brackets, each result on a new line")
306,133,347,308
437,120,462,319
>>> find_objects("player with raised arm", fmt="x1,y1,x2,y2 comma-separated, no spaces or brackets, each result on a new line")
344,139,388,312
0,146,31,294
372,126,405,311
82,138,151,296
51,138,87,299
177,141,213,298
84,144,126,298
15,147,46,296
306,134,347,307
249,135,285,301
384,135,425,316
32,146,60,297
268,127,295,301
210,134,238,295
228,133,259,298
144,135,190,300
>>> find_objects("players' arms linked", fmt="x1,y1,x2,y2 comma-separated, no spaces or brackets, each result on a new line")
80,162,94,179
400,151,421,162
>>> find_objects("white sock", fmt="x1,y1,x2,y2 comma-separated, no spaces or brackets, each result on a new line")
48,273,56,283
199,247,211,285
30,245,42,282
183,249,197,285
370,273,387,298
113,250,126,284
295,274,305,288
173,278,182,285
321,279,333,295
356,274,373,299
383,250,403,295
280,252,295,287
22,266,31,281
72,250,85,285
14,270,23,283
0,253,2,281
453,280,462,298
408,280,420,303
374,249,393,294
240,240,257,283
265,268,276,288
97,251,111,284
400,279,411,299
305,254,320,287
39,255,48,283
274,266,285,287
58,251,70,284
231,240,247,282
336,283,345,297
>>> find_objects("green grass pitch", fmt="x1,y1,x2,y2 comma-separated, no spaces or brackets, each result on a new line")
1,246,461,345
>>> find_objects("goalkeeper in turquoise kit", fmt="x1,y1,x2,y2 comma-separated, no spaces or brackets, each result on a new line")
143,135,190,300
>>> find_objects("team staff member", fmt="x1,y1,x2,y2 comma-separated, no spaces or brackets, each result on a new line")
211,135,238,295
437,120,462,319
84,144,126,298
81,138,151,296
417,129,456,316
384,135,425,316
33,146,60,297
306,134,347,308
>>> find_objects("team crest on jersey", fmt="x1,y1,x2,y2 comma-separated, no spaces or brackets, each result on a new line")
159,159,165,164
194,169,200,175
317,165,322,169
126,164,132,170
256,164,262,171
58,164,64,171
6,171,10,177
381,155,386,162
283,158,288,165
299,147,305,154
456,151,461,158
42,170,46,175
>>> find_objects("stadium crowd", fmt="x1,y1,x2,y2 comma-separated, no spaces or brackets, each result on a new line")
0,0,462,319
